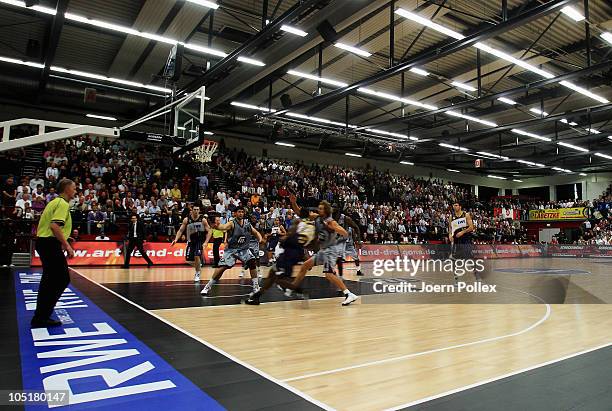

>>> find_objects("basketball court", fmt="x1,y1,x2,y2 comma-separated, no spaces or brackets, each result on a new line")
1,0,612,410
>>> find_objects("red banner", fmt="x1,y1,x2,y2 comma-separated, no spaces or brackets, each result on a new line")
31,241,226,266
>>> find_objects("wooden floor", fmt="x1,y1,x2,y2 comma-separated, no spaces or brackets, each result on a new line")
74,258,612,411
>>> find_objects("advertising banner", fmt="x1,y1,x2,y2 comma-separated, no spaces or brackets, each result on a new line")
31,241,225,266
528,207,588,221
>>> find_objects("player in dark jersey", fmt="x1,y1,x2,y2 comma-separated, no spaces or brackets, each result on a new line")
172,205,212,282
448,201,476,281
201,206,263,295
245,208,315,305
266,217,286,264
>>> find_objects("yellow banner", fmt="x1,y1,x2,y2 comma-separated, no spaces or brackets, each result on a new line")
529,207,588,221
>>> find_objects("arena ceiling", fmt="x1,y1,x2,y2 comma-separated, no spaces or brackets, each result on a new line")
1,0,612,180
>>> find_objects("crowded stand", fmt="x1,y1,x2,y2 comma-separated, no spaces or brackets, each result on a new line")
0,136,611,251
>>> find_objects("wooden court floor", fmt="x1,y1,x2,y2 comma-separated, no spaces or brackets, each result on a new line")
74,258,612,411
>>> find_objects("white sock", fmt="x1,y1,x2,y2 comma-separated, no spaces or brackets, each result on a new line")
195,270,200,276
252,278,259,286
343,289,349,295
206,279,216,288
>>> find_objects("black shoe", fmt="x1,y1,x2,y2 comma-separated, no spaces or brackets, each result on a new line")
31,318,62,328
147,262,153,267
356,270,364,276
244,296,260,305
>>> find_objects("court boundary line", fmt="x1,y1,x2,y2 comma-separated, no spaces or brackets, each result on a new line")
70,268,335,411
383,342,612,411
283,285,551,382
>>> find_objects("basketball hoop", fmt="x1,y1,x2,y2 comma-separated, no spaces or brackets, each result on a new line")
193,139,218,163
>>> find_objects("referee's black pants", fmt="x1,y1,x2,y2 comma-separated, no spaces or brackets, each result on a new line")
124,239,153,266
33,237,70,322
212,237,223,267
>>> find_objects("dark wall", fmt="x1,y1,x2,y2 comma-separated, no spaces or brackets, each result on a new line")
478,186,500,202
556,183,582,201
518,186,550,201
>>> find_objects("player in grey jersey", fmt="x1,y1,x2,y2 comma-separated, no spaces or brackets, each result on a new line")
285,196,359,306
335,211,364,277
201,206,262,295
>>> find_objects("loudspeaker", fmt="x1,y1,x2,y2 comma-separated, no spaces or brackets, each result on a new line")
172,43,184,82
280,94,292,108
316,20,338,43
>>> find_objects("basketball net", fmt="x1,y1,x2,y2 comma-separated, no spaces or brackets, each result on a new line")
193,140,218,163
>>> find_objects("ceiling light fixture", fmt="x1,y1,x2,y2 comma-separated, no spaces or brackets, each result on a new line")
275,142,296,147
560,6,585,21
559,81,609,104
394,8,465,39
439,143,468,152
280,25,308,37
86,114,117,121
345,152,362,158
287,70,348,87
602,32,612,45
513,179,523,183
477,151,509,160
334,43,371,57
488,175,507,180
185,0,219,9
594,152,612,160
557,141,589,152
497,97,517,105
409,67,429,76
0,55,44,68
529,108,548,116
230,101,276,112
400,161,414,165
50,66,171,93
511,128,552,142
237,56,265,66
451,81,477,91
447,168,461,173
366,128,418,141
446,111,498,127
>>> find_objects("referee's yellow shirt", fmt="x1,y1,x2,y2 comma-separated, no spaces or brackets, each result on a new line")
212,228,224,239
37,197,72,239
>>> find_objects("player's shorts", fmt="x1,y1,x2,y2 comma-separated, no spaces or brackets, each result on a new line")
274,247,304,277
185,240,203,262
266,236,279,251
249,241,260,258
314,244,342,273
219,247,255,267
342,241,359,260
452,237,473,259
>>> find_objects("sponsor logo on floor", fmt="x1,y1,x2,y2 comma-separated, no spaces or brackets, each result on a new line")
14,270,223,410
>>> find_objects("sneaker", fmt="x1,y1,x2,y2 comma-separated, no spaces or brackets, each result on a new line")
244,296,260,305
252,283,261,294
341,292,358,306
239,270,245,278
356,270,364,276
201,284,212,295
194,272,201,282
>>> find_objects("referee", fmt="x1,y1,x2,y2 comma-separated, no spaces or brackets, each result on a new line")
31,178,76,328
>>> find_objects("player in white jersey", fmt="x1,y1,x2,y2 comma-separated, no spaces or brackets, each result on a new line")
171,205,212,282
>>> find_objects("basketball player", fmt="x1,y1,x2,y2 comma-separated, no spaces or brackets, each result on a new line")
286,196,359,306
201,206,262,295
240,214,265,278
171,205,212,282
245,208,315,305
335,210,364,277
448,201,475,280
266,217,286,264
